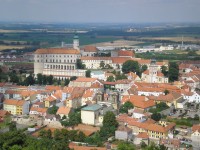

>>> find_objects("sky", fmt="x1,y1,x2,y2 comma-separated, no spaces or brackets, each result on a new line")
0,0,200,23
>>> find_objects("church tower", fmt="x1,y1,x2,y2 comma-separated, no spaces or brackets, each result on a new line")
149,59,158,83
73,35,79,50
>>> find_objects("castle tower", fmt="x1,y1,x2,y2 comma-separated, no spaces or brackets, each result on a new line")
73,35,79,50
149,59,158,83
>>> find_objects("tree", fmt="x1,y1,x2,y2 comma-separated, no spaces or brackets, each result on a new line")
9,74,19,83
100,111,118,140
42,75,47,85
24,74,35,86
37,73,43,85
61,112,81,127
47,75,53,85
164,89,169,95
194,114,199,121
141,65,148,72
64,78,70,86
70,76,77,81
39,129,52,139
47,105,59,115
107,76,115,82
100,61,105,68
9,121,17,131
161,65,168,76
141,141,147,149
169,62,179,82
117,141,135,150
76,59,85,69
119,101,134,114
85,70,91,77
151,112,161,121
76,131,86,142
122,60,140,76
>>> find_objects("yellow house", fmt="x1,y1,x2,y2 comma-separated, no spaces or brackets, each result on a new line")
149,92,183,108
3,99,29,115
44,96,56,108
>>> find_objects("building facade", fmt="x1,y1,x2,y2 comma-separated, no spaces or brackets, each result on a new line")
34,48,85,79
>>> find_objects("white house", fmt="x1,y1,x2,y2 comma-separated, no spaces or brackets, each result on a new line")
81,103,114,126
90,70,105,81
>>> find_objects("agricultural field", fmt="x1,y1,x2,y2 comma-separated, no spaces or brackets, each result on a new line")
140,36,200,43
90,39,143,47
0,45,26,51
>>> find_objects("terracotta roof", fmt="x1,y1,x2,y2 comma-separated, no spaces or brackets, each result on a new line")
81,56,111,60
0,110,10,118
45,85,62,91
83,46,98,52
137,132,149,139
4,99,26,106
63,87,74,93
75,77,98,82
160,138,180,148
122,95,155,109
0,82,6,87
111,57,132,64
30,107,47,113
21,91,37,97
69,143,106,150
45,96,57,102
117,125,132,132
83,89,94,98
34,48,80,54
192,124,200,132
56,106,71,115
149,92,182,102
118,50,134,57
115,79,132,84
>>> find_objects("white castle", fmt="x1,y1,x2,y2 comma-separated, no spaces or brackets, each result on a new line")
34,35,86,80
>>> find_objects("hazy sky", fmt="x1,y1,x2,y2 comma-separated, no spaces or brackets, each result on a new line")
0,0,200,23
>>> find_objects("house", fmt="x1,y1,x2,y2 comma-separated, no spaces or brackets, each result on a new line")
115,125,132,141
81,45,98,57
29,107,47,117
159,138,181,149
56,106,73,118
141,60,168,83
81,103,114,126
65,87,85,108
115,79,134,92
116,115,175,140
182,91,200,103
45,114,60,122
0,110,10,121
134,132,149,145
191,124,200,150
126,72,141,82
3,99,29,115
131,108,151,119
44,95,57,108
68,77,103,89
148,92,183,109
90,70,105,81
122,95,156,112
82,89,95,106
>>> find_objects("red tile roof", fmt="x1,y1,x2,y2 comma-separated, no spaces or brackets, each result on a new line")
35,48,80,54
83,46,98,52
118,50,134,57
